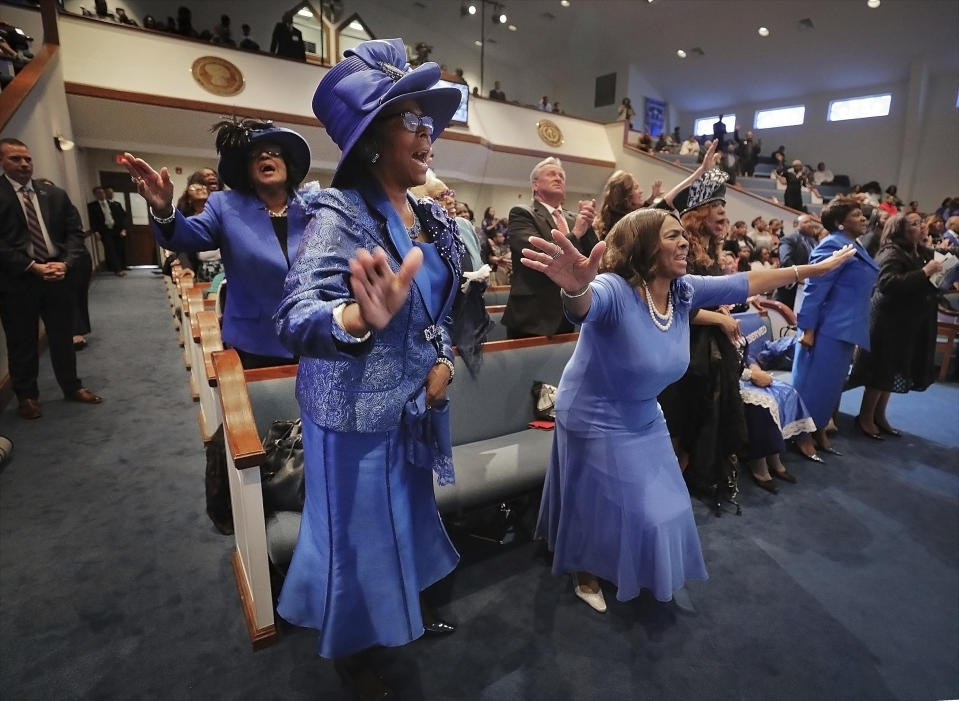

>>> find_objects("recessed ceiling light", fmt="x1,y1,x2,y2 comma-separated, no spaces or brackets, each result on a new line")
499,12,508,23
508,24,517,31
474,40,483,46
296,8,312,17
867,0,880,7
468,4,477,14
677,49,687,58
561,0,570,6
758,26,769,36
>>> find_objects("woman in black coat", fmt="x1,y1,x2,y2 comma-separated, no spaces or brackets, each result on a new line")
850,212,943,437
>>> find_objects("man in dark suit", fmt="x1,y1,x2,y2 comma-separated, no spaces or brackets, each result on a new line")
776,214,822,309
270,11,305,61
0,138,102,418
712,115,728,150
87,185,127,276
502,157,598,338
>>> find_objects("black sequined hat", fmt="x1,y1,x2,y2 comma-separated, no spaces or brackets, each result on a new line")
672,169,729,215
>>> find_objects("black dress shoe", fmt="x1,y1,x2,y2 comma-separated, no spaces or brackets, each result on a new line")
424,620,457,635
772,469,797,484
333,657,392,701
855,416,883,440
751,474,778,494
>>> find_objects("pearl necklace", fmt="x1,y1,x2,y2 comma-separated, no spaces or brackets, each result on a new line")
267,204,288,218
641,279,674,332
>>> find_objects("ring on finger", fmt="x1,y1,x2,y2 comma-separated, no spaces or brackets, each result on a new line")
550,245,562,259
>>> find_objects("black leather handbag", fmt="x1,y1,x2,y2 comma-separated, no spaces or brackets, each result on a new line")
261,419,305,514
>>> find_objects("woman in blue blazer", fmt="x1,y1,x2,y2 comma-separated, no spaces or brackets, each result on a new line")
792,197,879,453
272,40,465,698
121,120,311,367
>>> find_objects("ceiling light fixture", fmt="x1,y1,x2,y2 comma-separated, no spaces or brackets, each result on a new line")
758,26,769,36
866,0,880,7
296,8,312,17
461,2,477,16
508,24,517,31
561,0,570,6
677,49,687,58
474,39,483,46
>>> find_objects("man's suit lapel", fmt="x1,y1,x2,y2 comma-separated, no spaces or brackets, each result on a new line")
34,180,55,236
1,177,27,230
531,201,555,238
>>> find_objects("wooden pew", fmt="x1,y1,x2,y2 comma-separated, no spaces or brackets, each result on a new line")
212,350,298,650
484,285,510,306
936,304,959,382
195,310,223,444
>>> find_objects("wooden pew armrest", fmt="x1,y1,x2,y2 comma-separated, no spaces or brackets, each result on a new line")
212,349,266,470
197,311,224,386
757,298,798,326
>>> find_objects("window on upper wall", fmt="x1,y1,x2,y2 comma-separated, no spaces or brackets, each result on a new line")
827,94,892,122
693,114,736,136
754,105,805,129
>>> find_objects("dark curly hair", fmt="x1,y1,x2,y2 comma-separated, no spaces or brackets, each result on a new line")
593,170,637,240
821,196,862,233
599,208,677,286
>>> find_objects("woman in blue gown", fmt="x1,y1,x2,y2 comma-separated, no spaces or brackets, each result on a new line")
272,39,465,699
521,208,855,613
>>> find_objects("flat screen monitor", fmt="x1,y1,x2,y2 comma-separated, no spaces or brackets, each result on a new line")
435,79,469,125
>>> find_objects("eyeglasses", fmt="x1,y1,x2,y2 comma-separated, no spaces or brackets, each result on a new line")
438,189,456,200
383,111,434,136
248,147,284,160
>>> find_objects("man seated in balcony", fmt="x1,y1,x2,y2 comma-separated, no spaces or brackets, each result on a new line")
489,81,506,101
813,162,834,186
502,157,597,338
679,134,701,156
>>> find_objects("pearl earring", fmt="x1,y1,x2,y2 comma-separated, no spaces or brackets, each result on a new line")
369,151,380,164
838,224,844,231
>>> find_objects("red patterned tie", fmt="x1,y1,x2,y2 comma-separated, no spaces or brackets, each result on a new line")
20,187,53,261
551,208,570,235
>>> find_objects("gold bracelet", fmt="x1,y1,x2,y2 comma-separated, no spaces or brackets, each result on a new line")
560,284,590,299
793,265,800,283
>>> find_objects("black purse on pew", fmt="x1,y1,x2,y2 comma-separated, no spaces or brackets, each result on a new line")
261,420,305,514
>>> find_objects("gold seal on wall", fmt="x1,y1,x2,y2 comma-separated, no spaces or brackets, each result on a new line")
191,56,245,97
536,119,564,147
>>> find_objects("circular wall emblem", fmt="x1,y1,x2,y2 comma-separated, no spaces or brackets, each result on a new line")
536,119,564,147
191,56,245,97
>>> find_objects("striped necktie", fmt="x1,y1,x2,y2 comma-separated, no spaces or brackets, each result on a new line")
20,186,53,261
551,208,570,235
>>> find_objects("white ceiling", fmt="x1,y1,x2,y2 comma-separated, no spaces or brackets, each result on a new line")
408,0,958,113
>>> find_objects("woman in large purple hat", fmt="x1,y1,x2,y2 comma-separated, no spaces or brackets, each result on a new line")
272,39,465,699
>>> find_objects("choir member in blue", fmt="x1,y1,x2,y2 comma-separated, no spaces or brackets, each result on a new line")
791,197,879,454
120,119,312,368
271,39,465,700
521,208,854,613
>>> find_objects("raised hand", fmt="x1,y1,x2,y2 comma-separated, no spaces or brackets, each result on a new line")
349,246,423,331
119,153,175,214
695,139,720,174
520,229,606,294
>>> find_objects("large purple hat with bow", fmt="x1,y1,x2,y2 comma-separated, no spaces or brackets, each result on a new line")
313,38,462,186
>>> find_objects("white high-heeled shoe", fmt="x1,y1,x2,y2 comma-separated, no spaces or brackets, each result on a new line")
573,580,607,613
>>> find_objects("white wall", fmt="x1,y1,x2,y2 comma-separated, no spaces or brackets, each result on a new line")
911,71,959,209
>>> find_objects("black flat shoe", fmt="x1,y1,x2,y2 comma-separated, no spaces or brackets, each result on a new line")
772,469,797,484
876,423,902,437
819,446,843,456
855,416,883,440
751,474,778,494
802,452,825,464
423,620,457,636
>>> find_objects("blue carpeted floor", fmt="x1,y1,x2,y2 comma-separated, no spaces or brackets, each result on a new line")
1,270,957,700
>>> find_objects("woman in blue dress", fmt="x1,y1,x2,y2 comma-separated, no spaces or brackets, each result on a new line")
521,208,854,613
792,197,879,454
272,40,465,699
